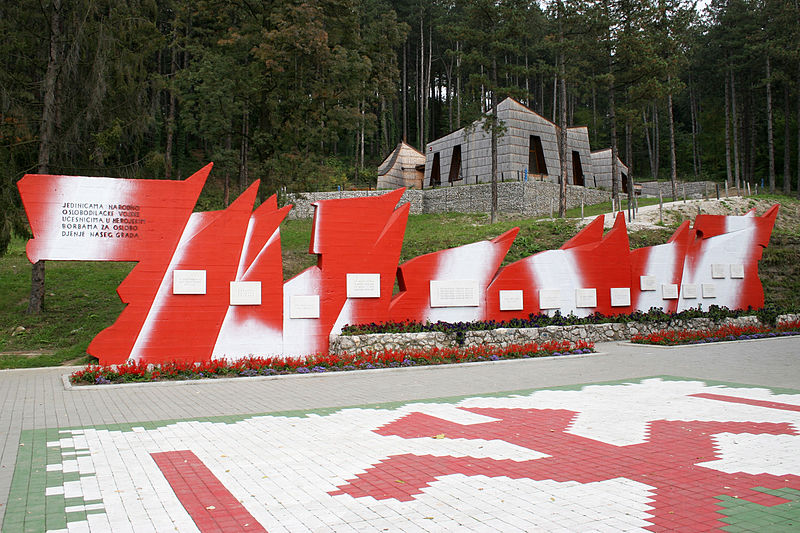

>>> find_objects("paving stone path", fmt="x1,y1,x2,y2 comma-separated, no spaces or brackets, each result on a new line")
1,338,799,532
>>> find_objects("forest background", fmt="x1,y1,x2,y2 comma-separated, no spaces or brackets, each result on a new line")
2,0,800,254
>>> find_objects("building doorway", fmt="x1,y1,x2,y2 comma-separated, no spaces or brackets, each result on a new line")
430,152,441,187
448,145,462,183
571,151,584,186
529,136,547,177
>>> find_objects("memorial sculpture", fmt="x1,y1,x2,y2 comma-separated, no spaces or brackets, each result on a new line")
18,164,779,365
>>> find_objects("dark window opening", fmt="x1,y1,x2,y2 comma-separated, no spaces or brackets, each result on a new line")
529,136,547,176
621,171,628,194
430,152,441,187
448,145,462,183
571,151,584,186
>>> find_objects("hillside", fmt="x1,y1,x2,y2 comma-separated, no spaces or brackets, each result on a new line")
1,195,797,369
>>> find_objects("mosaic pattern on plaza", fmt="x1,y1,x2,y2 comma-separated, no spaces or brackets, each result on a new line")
4,377,800,532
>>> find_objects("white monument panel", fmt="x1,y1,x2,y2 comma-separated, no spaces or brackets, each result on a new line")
702,283,717,298
173,270,206,295
575,288,597,308
681,284,698,299
430,280,480,308
538,289,561,310
640,275,657,291
661,283,679,300
290,295,320,319
499,290,524,311
610,287,631,307
730,263,745,279
711,264,727,279
230,281,261,306
346,273,381,298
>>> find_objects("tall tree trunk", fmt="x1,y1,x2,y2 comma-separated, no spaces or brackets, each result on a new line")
164,47,177,178
609,55,619,209
557,21,568,217
766,55,776,192
668,80,678,200
456,40,461,128
239,108,249,192
360,98,365,175
643,109,655,178
625,114,633,205
689,74,700,178
224,133,231,206
749,92,757,185
731,69,741,188
381,97,388,156
425,25,432,147
490,58,498,223
29,0,63,315
592,83,597,142
725,73,733,187
784,83,792,194
653,103,659,180
419,15,424,149
402,42,407,142
797,61,800,199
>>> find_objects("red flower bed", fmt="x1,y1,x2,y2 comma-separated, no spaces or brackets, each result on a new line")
70,340,595,385
631,321,800,346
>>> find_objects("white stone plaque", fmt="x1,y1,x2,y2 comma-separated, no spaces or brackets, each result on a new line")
661,283,679,300
730,263,745,279
640,275,658,291
430,280,479,307
711,264,726,279
290,295,320,318
346,273,380,298
575,288,597,308
173,270,206,295
610,287,631,307
681,283,698,299
538,289,561,310
702,283,717,298
499,290,524,311
230,281,261,305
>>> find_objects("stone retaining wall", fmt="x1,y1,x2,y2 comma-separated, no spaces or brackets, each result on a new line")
329,315,798,354
638,180,716,199
285,179,730,219
285,181,612,219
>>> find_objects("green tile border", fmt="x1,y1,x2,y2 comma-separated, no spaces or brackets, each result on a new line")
3,375,799,532
718,488,799,532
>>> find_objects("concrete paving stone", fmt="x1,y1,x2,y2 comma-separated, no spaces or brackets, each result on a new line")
2,338,800,531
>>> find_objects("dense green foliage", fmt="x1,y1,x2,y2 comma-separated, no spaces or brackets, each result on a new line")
3,0,800,224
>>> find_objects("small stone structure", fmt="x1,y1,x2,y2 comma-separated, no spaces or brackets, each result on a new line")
330,314,800,354
376,142,426,189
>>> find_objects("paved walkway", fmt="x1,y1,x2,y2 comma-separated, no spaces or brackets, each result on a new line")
1,338,799,532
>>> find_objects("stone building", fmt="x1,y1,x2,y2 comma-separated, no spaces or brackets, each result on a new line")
423,98,619,190
376,142,426,189
590,148,630,193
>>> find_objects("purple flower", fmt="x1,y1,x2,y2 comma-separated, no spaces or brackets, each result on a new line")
296,367,310,374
